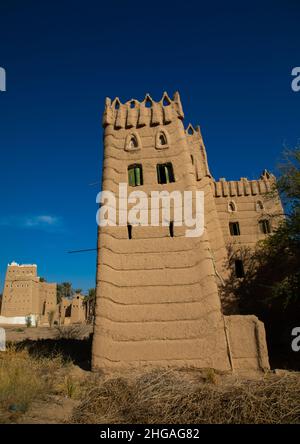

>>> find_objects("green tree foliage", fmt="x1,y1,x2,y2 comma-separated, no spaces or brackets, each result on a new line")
84,288,96,323
56,282,74,303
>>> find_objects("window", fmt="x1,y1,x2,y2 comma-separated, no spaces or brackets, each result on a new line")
256,200,264,211
229,222,240,236
155,130,169,149
128,136,138,149
128,164,143,187
169,221,174,237
228,201,236,212
127,224,132,239
157,163,175,184
125,133,141,151
235,260,245,278
259,219,271,234
159,134,167,145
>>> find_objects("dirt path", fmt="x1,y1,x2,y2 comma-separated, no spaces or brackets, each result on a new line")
17,396,79,424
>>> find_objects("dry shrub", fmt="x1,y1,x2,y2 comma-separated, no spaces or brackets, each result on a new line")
71,369,300,424
55,324,89,340
0,345,63,423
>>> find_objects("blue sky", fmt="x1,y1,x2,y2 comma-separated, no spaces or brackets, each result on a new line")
0,0,299,292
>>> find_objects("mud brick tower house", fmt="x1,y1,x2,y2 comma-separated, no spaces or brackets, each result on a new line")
92,91,282,372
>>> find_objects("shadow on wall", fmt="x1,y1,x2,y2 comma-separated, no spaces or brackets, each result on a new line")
13,334,93,371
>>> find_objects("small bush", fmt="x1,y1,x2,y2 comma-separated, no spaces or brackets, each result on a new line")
55,325,89,340
25,316,32,328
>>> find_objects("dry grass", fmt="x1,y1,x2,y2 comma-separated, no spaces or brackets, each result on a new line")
71,369,300,424
0,345,67,423
1,345,300,424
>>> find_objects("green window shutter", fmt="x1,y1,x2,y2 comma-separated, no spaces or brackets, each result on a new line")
135,166,141,186
128,167,136,186
165,165,170,183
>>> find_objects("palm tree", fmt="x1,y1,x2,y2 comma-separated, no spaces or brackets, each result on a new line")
84,288,96,323
57,282,73,303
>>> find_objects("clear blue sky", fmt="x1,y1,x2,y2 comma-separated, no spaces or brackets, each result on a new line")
0,0,299,292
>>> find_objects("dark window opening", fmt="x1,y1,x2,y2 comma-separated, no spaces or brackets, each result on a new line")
145,97,152,108
159,134,167,145
235,260,245,278
229,201,236,212
229,222,240,236
191,155,194,164
127,224,132,240
130,101,135,108
157,163,175,184
115,100,120,110
128,136,138,149
128,164,143,187
169,221,174,237
259,219,271,234
256,200,264,211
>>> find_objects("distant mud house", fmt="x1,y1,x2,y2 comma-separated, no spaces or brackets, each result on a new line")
1,262,56,323
0,262,86,326
92,91,283,372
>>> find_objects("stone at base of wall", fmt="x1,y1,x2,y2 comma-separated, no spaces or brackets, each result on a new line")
224,315,270,373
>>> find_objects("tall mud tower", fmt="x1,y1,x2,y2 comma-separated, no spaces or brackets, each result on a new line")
92,91,270,372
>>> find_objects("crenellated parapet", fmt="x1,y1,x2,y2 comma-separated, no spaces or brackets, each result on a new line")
213,171,276,197
102,91,184,129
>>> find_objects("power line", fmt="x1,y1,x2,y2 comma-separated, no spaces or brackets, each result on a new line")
68,248,97,254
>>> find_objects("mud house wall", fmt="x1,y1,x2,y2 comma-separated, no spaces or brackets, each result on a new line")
213,177,284,250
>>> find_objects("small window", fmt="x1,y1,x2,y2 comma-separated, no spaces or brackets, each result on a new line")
159,134,167,145
235,260,245,278
127,224,132,239
169,221,174,237
259,219,271,234
128,164,143,187
228,201,236,212
191,155,194,164
155,130,169,149
256,200,264,211
128,136,138,149
229,222,240,236
157,163,175,184
125,133,141,151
